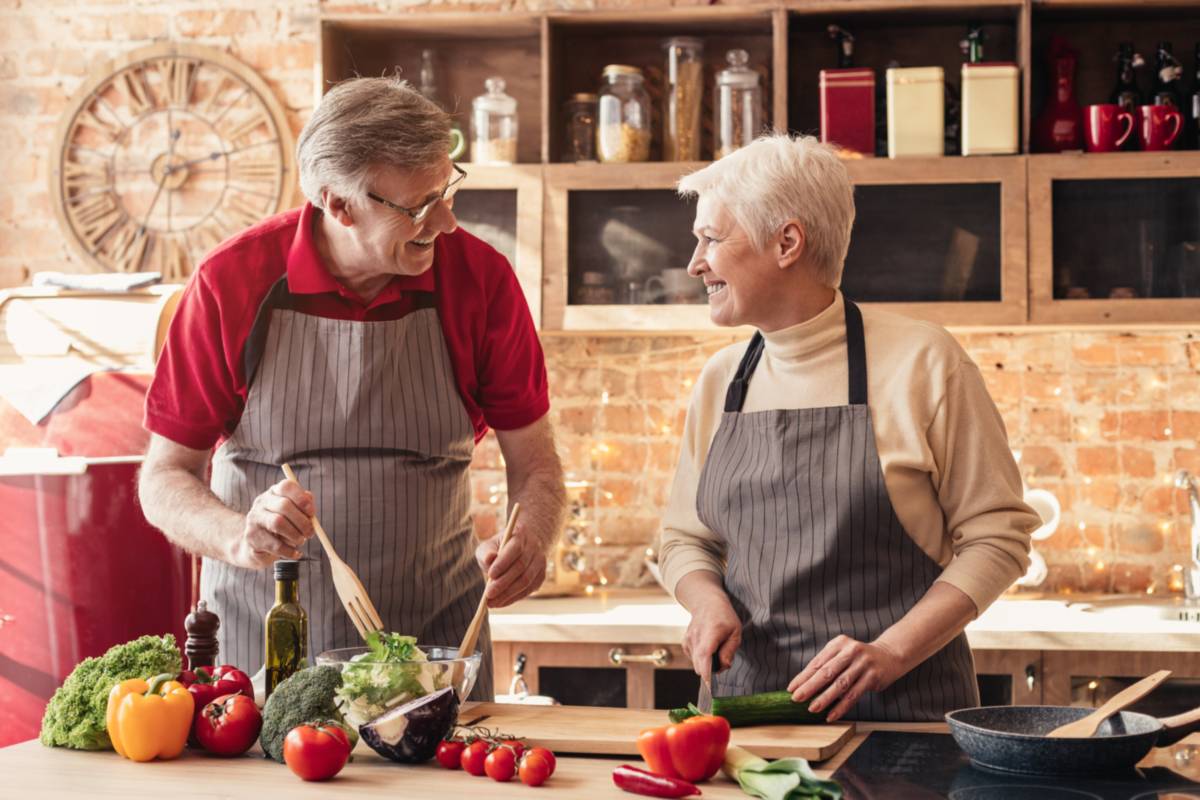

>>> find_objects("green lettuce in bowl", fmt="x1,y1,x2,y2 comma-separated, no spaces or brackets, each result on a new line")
317,633,480,727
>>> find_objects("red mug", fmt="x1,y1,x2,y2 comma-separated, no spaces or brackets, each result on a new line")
1083,104,1134,152
1137,104,1183,151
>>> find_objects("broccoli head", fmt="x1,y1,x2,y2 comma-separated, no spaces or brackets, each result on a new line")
260,665,357,762
40,634,182,750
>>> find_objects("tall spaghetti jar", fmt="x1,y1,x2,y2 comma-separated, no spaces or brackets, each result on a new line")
663,37,705,161
715,49,762,159
597,65,651,163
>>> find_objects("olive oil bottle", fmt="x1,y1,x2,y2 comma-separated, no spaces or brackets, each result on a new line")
264,559,308,700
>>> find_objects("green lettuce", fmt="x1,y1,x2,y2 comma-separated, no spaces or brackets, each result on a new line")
335,632,448,727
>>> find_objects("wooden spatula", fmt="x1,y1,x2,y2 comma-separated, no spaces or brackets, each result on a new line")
281,463,385,641
1046,669,1172,738
453,503,521,693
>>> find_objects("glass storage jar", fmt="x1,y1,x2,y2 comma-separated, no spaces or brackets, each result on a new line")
597,65,651,163
471,76,518,164
563,93,598,162
715,49,762,159
663,37,704,161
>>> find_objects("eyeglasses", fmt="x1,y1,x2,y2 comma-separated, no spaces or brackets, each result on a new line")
367,163,467,225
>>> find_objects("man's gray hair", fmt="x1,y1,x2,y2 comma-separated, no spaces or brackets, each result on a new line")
297,76,452,209
677,134,855,288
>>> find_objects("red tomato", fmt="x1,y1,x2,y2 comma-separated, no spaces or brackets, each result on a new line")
194,693,262,756
527,746,556,776
436,740,466,769
283,723,351,782
497,738,525,759
485,746,517,782
519,752,553,787
461,740,490,776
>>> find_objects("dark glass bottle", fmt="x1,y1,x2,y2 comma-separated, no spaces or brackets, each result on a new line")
1152,41,1184,108
964,21,985,65
264,559,308,700
828,24,855,68
1110,42,1142,112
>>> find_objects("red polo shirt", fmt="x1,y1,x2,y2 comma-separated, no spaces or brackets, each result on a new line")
145,203,549,450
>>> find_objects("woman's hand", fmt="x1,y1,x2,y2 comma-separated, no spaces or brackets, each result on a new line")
787,636,906,722
676,572,742,685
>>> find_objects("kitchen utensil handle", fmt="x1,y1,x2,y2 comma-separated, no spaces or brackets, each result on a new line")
281,463,338,560
609,647,671,667
1025,663,1036,693
1157,704,1200,747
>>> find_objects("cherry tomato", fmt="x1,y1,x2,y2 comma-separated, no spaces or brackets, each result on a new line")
498,738,525,759
527,746,556,776
436,739,466,769
194,693,262,756
461,739,490,776
485,745,517,782
282,723,351,782
519,752,553,786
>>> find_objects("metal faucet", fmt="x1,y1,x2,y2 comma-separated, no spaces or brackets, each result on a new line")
1176,470,1200,601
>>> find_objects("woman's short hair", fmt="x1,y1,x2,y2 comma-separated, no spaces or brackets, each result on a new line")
297,76,451,209
677,134,856,288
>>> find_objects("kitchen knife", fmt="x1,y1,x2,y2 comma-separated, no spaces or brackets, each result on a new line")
697,652,719,714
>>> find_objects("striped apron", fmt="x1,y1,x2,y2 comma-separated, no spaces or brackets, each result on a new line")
201,275,493,700
697,299,977,721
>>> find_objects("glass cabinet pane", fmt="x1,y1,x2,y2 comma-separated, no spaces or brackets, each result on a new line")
1051,178,1200,301
454,189,518,266
840,183,1003,303
567,189,700,306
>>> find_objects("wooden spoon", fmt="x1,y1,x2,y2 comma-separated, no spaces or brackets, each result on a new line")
452,503,521,694
1046,669,1172,738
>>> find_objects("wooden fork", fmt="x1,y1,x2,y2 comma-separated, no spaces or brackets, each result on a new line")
281,463,384,641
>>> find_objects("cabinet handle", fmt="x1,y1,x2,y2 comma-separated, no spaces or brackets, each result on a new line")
609,647,671,667
1025,664,1037,692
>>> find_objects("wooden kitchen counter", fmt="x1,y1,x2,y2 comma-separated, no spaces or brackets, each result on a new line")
7,720,1199,799
492,589,1200,652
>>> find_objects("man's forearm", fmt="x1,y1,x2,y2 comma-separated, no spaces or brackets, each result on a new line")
505,461,566,554
874,581,976,673
139,464,241,561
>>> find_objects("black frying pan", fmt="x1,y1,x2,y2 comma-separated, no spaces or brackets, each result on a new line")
945,704,1200,776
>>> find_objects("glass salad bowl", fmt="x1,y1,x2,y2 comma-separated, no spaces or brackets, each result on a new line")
316,642,481,728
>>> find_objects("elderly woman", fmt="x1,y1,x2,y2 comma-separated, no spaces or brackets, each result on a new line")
659,134,1039,722
139,77,566,698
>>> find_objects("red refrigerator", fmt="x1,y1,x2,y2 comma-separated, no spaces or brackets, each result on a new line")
0,372,191,747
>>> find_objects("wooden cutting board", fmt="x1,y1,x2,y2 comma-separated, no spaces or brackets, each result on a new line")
460,702,855,761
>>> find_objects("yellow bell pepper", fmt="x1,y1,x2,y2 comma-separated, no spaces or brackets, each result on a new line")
105,673,194,762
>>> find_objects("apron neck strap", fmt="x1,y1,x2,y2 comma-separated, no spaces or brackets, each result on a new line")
723,297,869,413
244,274,293,387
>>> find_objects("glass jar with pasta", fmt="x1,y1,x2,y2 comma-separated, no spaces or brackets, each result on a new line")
715,49,762,159
662,37,704,161
597,65,651,163
471,76,518,164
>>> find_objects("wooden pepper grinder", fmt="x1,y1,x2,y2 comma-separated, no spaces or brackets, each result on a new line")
184,600,220,670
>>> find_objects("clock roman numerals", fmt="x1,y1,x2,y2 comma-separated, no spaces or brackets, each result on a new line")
75,105,123,141
106,219,152,273
225,194,265,228
62,159,110,191
67,192,123,251
223,110,268,145
229,158,278,186
117,68,156,116
161,235,190,281
159,58,197,108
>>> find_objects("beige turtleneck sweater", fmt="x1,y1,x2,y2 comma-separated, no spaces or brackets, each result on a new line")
658,292,1038,615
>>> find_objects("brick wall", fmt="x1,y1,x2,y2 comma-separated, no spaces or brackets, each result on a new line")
2,0,1197,597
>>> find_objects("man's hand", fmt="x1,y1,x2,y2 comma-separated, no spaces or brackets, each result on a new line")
676,572,742,686
226,479,315,569
474,523,547,608
787,636,905,722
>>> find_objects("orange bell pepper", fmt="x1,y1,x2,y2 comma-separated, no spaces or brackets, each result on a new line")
636,713,731,783
106,673,194,762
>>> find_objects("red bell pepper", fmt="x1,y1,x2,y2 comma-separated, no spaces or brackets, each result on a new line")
636,714,730,783
178,665,253,740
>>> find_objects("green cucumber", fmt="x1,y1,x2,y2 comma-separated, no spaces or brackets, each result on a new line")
669,691,823,727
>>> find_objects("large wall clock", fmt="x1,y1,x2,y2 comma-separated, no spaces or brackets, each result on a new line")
50,42,295,280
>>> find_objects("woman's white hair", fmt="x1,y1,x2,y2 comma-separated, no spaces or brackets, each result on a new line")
297,76,451,209
677,134,855,288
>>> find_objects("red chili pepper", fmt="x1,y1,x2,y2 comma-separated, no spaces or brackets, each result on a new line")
612,765,702,798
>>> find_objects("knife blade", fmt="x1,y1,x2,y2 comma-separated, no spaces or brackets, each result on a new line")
697,652,719,714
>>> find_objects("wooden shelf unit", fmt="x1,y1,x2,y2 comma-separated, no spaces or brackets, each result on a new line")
318,2,1200,330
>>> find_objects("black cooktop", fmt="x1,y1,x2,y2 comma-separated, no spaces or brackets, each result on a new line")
831,732,1200,800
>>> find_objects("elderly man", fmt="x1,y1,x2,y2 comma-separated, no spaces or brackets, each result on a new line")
139,77,566,699
660,134,1039,722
